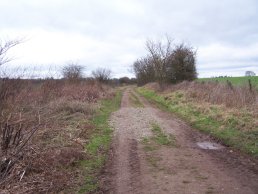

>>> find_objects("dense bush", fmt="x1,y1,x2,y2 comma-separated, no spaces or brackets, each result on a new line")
133,38,197,86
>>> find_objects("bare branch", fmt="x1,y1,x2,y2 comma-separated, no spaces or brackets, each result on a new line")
133,36,197,86
62,63,84,80
0,39,23,66
92,68,112,83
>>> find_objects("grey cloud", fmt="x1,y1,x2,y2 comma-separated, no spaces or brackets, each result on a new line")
0,0,258,78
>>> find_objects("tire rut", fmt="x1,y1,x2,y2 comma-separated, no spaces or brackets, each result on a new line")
101,87,258,194
128,139,142,194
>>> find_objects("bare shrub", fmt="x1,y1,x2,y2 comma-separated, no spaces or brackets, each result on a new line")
62,63,84,81
0,117,40,187
92,68,111,83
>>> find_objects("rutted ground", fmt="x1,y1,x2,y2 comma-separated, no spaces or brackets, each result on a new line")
101,88,258,194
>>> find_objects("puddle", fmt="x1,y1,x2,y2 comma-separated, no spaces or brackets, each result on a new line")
197,141,224,150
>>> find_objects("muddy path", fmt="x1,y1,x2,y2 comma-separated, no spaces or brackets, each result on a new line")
101,87,258,194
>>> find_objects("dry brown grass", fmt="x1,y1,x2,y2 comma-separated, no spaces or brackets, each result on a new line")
0,78,115,193
175,81,256,108
145,81,258,132
138,82,258,156
146,81,257,109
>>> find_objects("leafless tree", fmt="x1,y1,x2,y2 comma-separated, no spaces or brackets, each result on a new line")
245,71,256,77
0,39,22,66
92,68,111,83
62,63,84,80
133,57,155,85
146,36,173,87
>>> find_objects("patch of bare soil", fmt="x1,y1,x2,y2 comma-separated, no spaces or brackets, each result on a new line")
101,88,258,194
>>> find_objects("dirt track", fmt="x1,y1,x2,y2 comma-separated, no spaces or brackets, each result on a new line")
101,88,258,194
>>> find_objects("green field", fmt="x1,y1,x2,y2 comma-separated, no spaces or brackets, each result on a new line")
198,76,258,89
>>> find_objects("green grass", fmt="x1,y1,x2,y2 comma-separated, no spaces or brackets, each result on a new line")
129,91,144,107
142,137,158,152
146,155,161,168
198,76,258,89
78,90,122,193
141,138,160,168
137,87,258,157
141,123,176,169
151,123,176,146
141,123,176,149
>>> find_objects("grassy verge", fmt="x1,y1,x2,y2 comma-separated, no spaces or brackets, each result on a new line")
129,91,144,107
79,90,122,193
137,87,258,157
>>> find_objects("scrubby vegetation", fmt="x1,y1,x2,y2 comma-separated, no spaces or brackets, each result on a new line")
79,90,121,193
137,81,258,157
133,37,197,86
0,78,121,193
1,36,257,193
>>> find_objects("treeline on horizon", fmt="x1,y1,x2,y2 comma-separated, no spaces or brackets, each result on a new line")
0,75,137,85
0,38,137,85
1,36,197,86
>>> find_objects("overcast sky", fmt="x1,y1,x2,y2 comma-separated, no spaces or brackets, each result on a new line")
0,0,257,78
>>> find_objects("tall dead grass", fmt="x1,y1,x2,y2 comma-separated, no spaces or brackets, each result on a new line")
0,78,114,193
146,81,257,109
